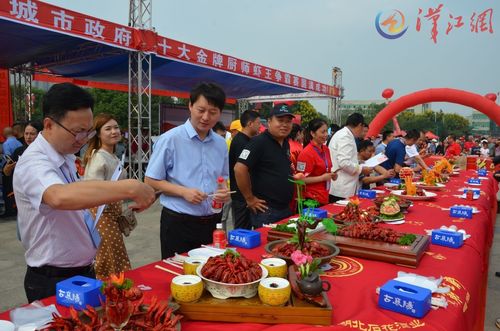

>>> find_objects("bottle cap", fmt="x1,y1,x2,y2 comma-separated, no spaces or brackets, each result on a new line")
217,176,225,183
216,223,223,229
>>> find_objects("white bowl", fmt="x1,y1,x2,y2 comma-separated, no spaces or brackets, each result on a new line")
196,264,268,299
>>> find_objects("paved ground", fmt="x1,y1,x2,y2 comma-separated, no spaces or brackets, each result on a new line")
0,200,499,329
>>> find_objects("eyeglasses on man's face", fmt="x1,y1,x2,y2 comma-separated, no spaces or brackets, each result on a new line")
48,117,96,142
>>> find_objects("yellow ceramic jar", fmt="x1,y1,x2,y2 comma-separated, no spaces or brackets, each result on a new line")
170,275,204,303
260,258,287,278
258,277,291,306
183,256,207,275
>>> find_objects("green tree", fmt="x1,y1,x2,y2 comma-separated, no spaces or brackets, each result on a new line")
442,113,470,137
291,100,321,125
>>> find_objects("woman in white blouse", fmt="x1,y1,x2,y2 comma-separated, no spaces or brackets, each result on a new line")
83,114,130,279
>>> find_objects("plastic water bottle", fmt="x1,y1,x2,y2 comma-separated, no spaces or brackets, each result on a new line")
212,223,227,249
210,176,225,214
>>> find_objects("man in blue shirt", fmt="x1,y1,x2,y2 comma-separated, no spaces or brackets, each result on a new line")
381,129,420,175
2,126,23,156
145,82,230,258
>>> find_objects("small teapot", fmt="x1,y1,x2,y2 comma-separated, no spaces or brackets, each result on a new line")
297,272,331,296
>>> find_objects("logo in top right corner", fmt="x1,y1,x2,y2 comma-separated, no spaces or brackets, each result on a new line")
375,9,408,40
375,5,494,44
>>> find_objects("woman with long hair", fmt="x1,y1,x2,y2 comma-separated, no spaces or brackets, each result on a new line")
296,118,337,206
83,113,131,279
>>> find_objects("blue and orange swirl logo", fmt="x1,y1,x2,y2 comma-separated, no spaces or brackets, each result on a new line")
375,10,408,39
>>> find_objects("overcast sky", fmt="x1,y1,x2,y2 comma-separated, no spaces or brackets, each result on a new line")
43,0,499,116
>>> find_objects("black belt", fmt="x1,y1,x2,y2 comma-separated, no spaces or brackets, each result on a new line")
163,207,220,223
28,264,94,278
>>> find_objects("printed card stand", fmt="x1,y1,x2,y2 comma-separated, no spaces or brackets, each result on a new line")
378,280,431,318
431,230,464,248
467,178,481,185
56,276,104,310
358,189,376,199
228,229,261,249
477,169,487,176
389,178,402,184
449,206,473,219
302,208,328,219
463,189,480,199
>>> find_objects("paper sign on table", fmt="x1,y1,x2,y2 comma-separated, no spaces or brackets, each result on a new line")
362,153,388,168
390,178,402,184
477,169,487,176
468,178,481,185
358,189,376,199
379,280,431,318
449,206,473,219
431,230,464,248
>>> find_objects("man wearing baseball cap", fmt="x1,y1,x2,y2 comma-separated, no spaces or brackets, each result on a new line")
234,104,295,228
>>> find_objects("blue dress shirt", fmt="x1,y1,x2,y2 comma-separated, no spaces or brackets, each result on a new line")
145,119,229,216
3,136,22,156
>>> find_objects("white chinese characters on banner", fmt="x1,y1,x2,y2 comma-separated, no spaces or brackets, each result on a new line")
51,10,74,31
196,49,208,64
241,61,250,74
227,57,237,71
177,44,191,60
252,65,262,77
114,27,131,46
212,53,224,68
10,0,39,23
84,19,105,39
157,38,172,54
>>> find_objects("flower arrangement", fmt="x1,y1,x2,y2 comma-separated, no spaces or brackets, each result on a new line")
291,250,322,280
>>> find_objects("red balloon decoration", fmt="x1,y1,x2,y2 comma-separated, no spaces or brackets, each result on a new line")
381,88,394,100
485,93,497,102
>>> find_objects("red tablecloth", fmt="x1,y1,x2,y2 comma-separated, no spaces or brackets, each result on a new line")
1,170,497,330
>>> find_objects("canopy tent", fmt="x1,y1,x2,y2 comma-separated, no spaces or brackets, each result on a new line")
0,0,339,99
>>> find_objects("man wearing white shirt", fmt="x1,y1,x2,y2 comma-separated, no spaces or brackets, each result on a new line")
14,83,155,302
328,113,373,201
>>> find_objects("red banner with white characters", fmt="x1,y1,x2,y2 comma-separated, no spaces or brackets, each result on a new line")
0,0,136,50
0,0,339,97
156,37,340,97
0,68,12,139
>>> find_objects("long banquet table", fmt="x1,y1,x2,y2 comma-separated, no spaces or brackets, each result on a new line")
0,170,497,330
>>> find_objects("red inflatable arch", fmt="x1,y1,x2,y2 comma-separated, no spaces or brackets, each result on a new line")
366,88,500,137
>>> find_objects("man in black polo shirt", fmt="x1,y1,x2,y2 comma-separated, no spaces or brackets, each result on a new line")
234,104,294,228
229,110,261,229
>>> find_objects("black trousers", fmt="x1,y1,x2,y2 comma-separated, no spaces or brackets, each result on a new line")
232,199,251,230
24,264,95,303
160,207,221,259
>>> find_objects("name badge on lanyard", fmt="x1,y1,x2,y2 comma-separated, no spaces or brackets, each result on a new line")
313,145,330,191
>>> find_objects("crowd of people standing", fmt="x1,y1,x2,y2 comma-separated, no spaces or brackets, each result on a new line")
1,81,497,305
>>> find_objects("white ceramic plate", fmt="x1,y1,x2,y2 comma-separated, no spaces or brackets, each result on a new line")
383,219,405,225
392,190,437,201
373,189,385,194
379,216,405,222
188,247,224,258
415,182,445,190
335,200,350,206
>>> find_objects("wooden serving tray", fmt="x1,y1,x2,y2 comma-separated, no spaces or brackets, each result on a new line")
174,284,332,325
267,229,430,268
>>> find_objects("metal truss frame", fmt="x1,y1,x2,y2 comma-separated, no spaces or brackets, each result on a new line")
127,0,152,180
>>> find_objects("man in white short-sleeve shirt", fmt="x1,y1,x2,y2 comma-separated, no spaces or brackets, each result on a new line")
13,83,156,302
